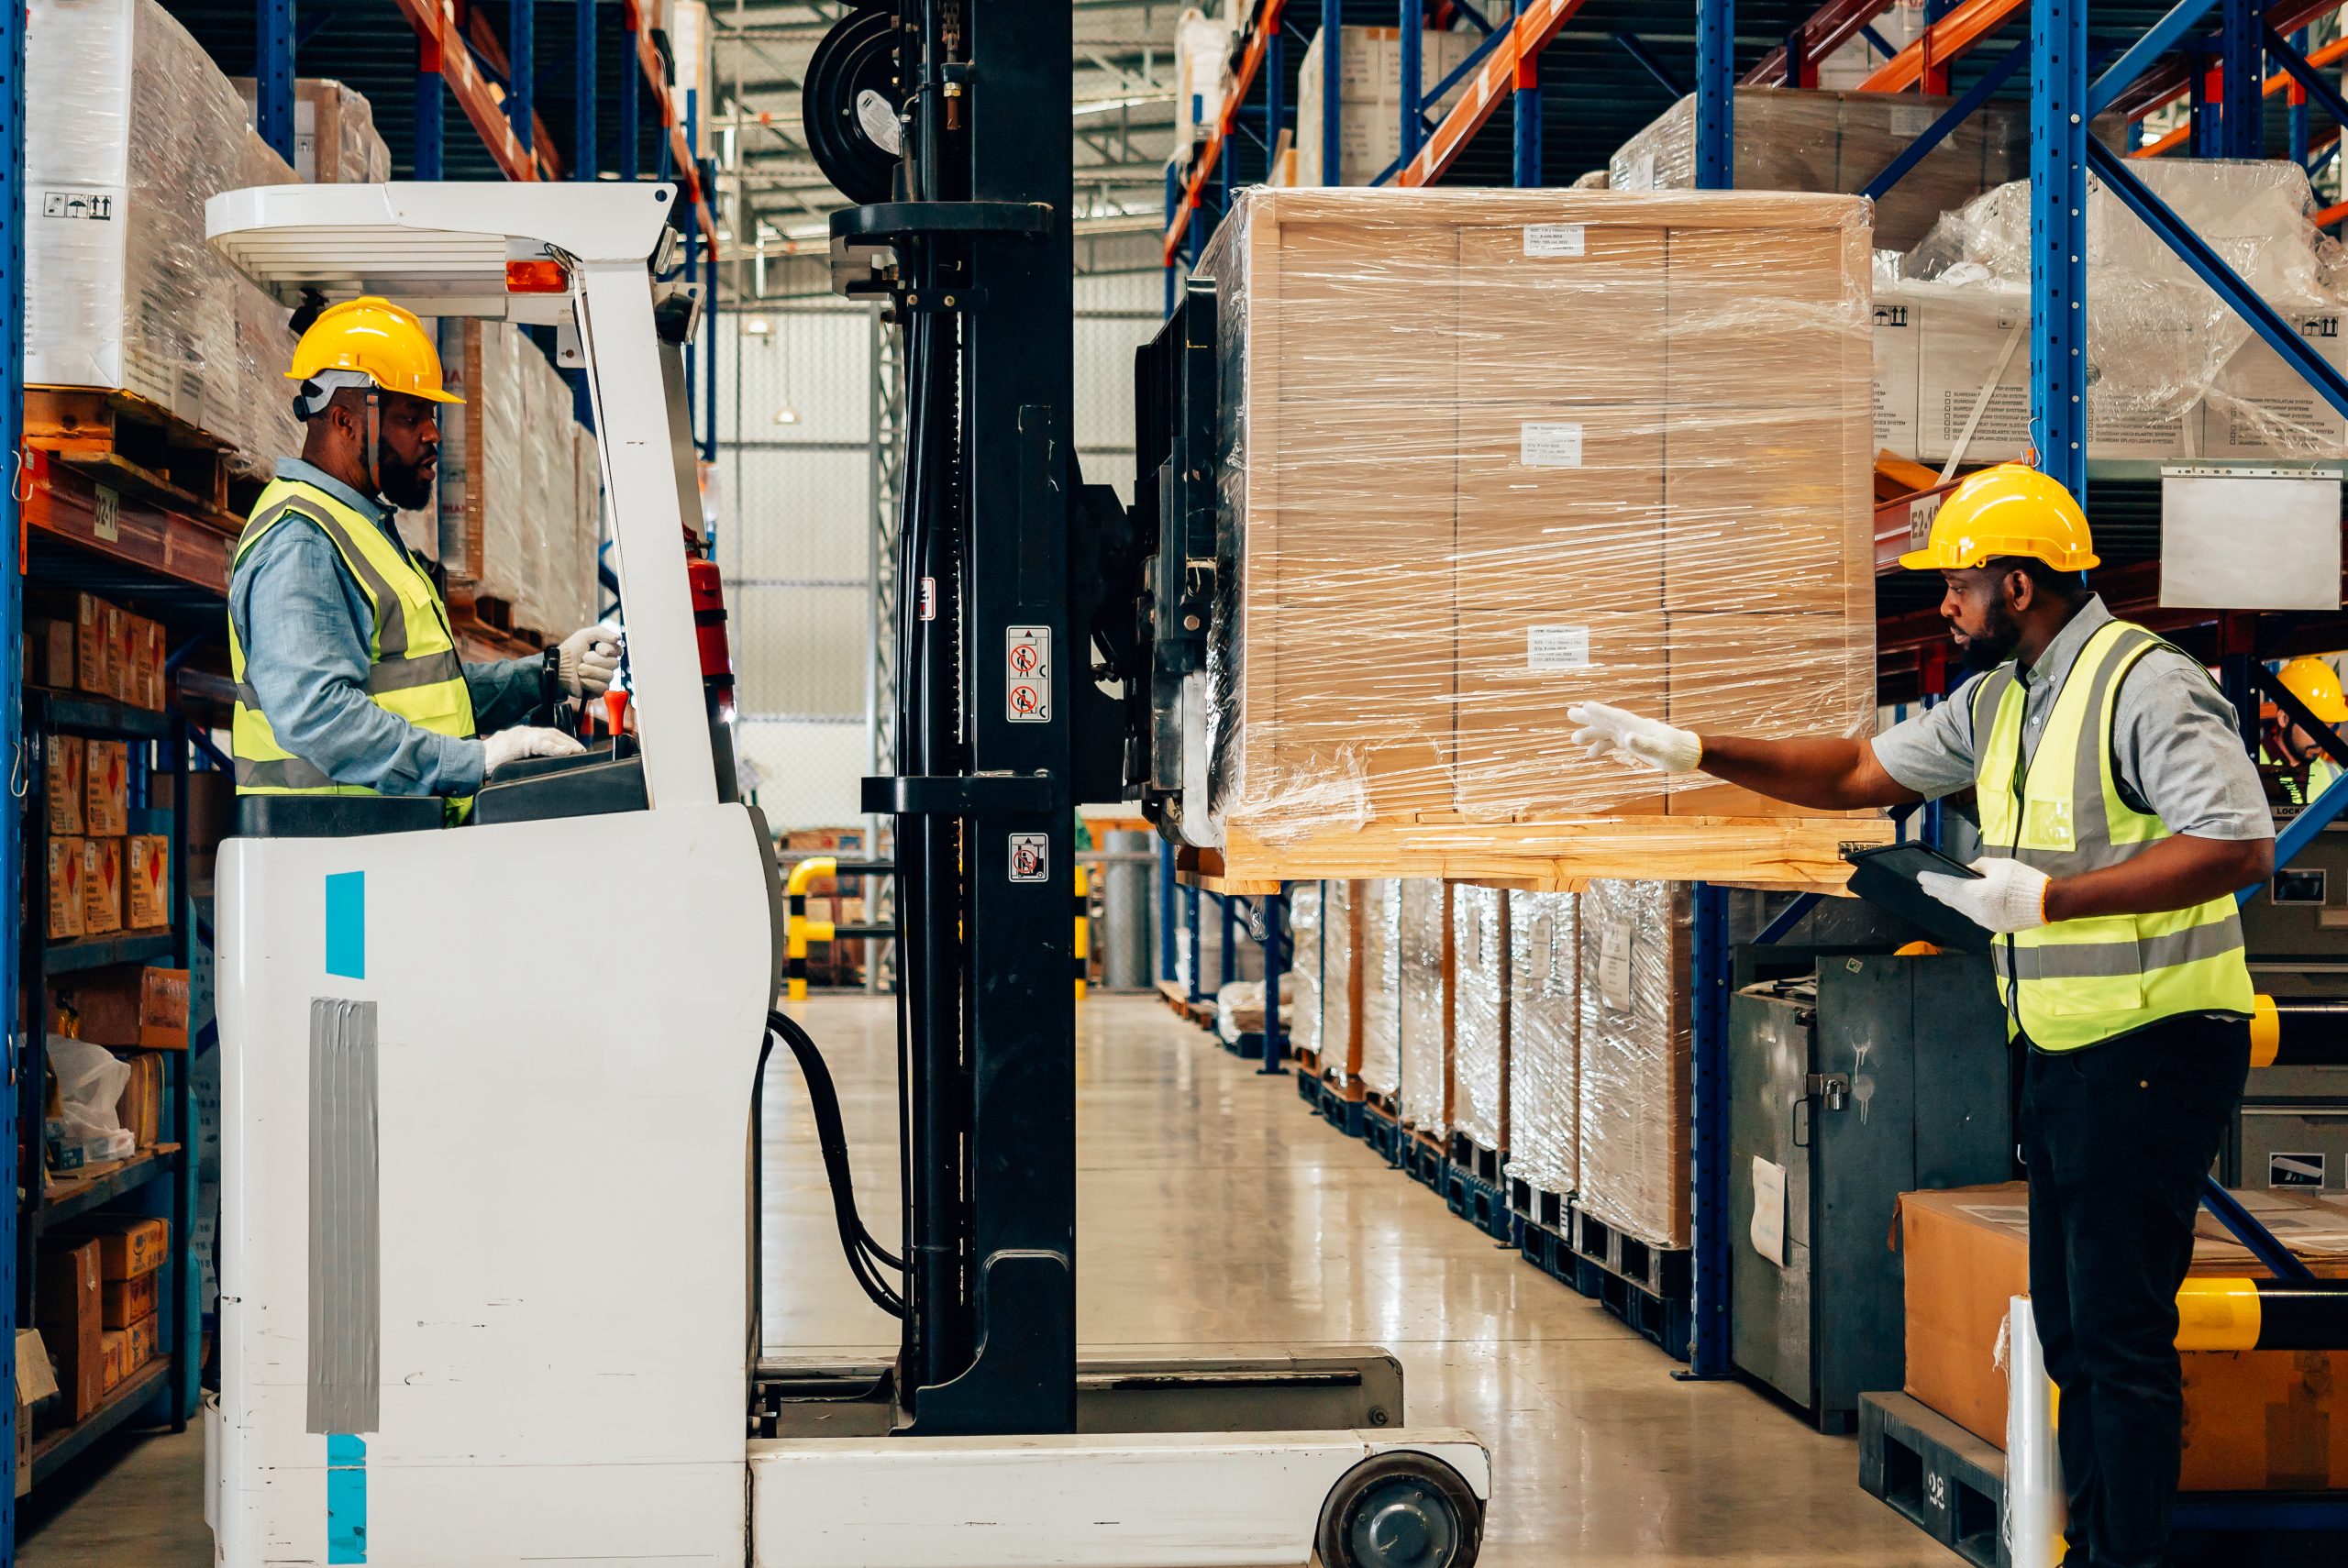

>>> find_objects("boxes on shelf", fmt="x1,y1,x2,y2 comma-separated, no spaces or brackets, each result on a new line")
1450,885,1506,1154
82,838,125,936
1290,883,1325,1060
1577,879,1692,1250
83,740,127,837
1296,25,1479,186
126,834,169,928
114,1051,164,1150
65,1214,170,1281
36,1239,105,1422
1358,880,1403,1101
1506,890,1578,1202
31,618,77,689
48,837,87,940
233,76,392,184
73,594,110,697
102,1270,158,1331
56,965,190,1051
1901,1184,2348,1491
45,734,84,835
17,1328,59,1489
1194,187,1882,890
1171,7,1235,154
1397,880,1454,1137
125,1309,158,1377
1320,880,1363,1088
100,1329,127,1394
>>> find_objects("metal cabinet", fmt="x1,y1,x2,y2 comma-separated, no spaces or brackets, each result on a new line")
1729,953,2011,1432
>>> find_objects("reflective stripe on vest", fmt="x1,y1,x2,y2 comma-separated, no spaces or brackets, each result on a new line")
227,478,477,806
1972,618,2254,1051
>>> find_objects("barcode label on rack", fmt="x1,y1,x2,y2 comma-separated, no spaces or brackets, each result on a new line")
1523,223,1586,258
1525,625,1591,671
1520,422,1584,468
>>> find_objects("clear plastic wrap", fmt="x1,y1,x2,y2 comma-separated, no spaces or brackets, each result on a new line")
1610,88,2049,251
1289,881,1324,1061
1397,879,1451,1134
1196,187,1877,852
1450,885,1505,1154
235,77,393,183
1883,159,2348,462
226,128,304,483
1322,879,1358,1084
1358,878,1402,1099
442,321,589,638
1297,27,1479,187
1505,890,1578,1198
1215,976,1291,1045
1172,8,1233,155
1577,879,1691,1249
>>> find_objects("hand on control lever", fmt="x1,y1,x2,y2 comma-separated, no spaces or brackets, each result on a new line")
1565,701,1704,774
483,725,587,777
557,625,622,698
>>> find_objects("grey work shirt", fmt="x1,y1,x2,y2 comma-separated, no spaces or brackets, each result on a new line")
1869,594,2272,843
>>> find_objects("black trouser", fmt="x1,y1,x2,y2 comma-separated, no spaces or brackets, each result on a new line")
2017,1010,2251,1568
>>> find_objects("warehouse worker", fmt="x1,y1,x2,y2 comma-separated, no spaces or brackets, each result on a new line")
2265,655,2345,806
1567,463,2270,1568
228,297,618,813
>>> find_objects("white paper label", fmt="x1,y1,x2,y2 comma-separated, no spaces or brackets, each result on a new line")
1750,1157,1788,1267
1526,625,1591,671
1598,921,1634,1012
1523,223,1586,258
1520,422,1583,468
1623,152,1658,191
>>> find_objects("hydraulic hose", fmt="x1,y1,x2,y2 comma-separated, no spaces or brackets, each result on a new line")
765,1010,906,1318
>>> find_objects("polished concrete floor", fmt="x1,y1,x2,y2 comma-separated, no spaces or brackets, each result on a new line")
26,992,1950,1565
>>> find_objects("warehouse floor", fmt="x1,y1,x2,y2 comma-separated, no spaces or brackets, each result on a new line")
23,992,1949,1565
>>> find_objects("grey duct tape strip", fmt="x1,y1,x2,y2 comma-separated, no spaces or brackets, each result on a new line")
308,998,381,1435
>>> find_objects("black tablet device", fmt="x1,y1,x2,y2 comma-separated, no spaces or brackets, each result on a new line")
1842,842,1995,953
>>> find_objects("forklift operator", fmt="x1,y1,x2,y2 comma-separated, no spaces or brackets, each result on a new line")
227,297,618,811
1564,463,2274,1568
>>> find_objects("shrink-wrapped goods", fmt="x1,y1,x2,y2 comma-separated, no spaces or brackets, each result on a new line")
438,321,595,638
235,77,393,184
1290,882,1324,1061
1172,9,1235,154
1506,890,1578,1198
1322,880,1359,1085
1296,26,1479,187
1358,879,1402,1099
1397,879,1451,1135
1577,879,1691,1250
1451,885,1506,1154
1193,187,1877,866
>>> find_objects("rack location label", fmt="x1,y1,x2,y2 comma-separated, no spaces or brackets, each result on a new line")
1006,625,1052,723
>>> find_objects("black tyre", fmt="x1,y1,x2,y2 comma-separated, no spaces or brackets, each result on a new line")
1314,1452,1483,1568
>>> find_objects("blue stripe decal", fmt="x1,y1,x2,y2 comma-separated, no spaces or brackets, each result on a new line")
326,1432,367,1563
325,872,366,979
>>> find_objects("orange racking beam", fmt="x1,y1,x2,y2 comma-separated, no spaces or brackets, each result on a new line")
1855,0,2027,94
2132,33,2348,155
393,0,541,181
621,0,722,258
1395,0,1589,188
1745,0,1899,90
2109,0,2340,119
1162,0,1289,266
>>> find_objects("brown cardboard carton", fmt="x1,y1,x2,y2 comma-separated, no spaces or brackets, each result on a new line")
100,1330,127,1394
102,1270,158,1331
47,837,85,940
56,966,190,1051
115,1052,164,1150
1455,611,1668,821
1453,222,1667,399
34,618,77,689
83,838,124,935
1899,1183,2348,1491
1257,215,1459,405
1453,404,1666,613
67,1215,170,1281
1666,613,1877,817
17,1327,59,1492
44,733,84,836
123,1312,157,1377
1664,223,1874,412
36,1240,105,1421
102,602,128,702
1578,879,1692,1248
83,739,127,837
126,834,169,929
1661,416,1875,621
73,593,111,696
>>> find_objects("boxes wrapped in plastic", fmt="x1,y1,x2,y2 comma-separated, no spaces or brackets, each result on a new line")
1451,885,1506,1154
1397,880,1452,1135
1578,880,1691,1250
1289,882,1324,1062
1172,8,1234,154
1322,880,1360,1086
1358,879,1402,1099
1506,890,1578,1199
1216,976,1291,1046
1881,159,2348,463
234,77,392,183
1296,27,1479,187
438,321,595,639
1195,186,1877,852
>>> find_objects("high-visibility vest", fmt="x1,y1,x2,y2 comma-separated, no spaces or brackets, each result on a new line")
228,478,477,811
2264,747,2342,809
1972,618,2254,1052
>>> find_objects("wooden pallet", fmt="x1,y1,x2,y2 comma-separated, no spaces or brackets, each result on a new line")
1401,1127,1447,1192
1858,1393,2008,1568
25,386,244,534
1183,814,1889,896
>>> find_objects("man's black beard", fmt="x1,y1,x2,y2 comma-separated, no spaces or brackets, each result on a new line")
377,461,434,513
1956,599,2023,676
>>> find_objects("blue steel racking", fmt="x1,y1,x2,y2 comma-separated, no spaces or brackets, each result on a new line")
3,2,23,1554
1157,3,2348,1425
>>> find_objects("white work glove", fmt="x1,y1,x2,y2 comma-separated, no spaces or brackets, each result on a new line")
1566,701,1703,775
556,625,622,698
482,725,587,777
1917,857,2051,934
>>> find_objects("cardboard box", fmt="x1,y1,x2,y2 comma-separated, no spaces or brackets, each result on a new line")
1900,1183,2348,1492
83,739,127,837
102,1270,158,1330
72,593,110,697
102,602,128,701
115,1051,163,1150
62,1214,169,1282
56,966,189,1051
47,836,86,940
1454,610,1669,821
1666,613,1877,817
17,1327,60,1493
1661,417,1875,622
36,1240,105,1421
100,1329,127,1394
126,834,169,928
1454,224,1668,398
33,618,77,689
123,1311,157,1377
44,733,84,836
83,837,123,935
1578,879,1692,1249
1452,404,1667,610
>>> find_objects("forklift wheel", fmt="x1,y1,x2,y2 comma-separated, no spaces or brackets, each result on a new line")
1313,1452,1483,1568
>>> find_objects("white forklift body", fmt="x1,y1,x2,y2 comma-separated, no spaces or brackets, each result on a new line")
203,182,1486,1568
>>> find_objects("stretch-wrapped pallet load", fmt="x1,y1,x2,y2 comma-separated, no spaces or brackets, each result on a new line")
1578,879,1692,1250
1880,158,2348,465
1451,885,1507,1155
234,77,393,183
439,321,597,641
1322,880,1360,1087
1505,890,1578,1200
24,0,314,481
1296,26,1479,187
1397,879,1453,1136
1290,882,1324,1062
1359,879,1403,1100
1195,187,1878,880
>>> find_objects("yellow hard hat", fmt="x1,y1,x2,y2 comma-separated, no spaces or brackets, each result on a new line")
2279,656,2348,724
1897,462,2099,572
286,296,462,405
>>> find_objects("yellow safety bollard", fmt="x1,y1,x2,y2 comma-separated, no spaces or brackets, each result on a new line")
784,856,838,1002
1072,865,1091,999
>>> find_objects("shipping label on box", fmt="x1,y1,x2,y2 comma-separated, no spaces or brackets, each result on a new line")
48,836,85,940
126,834,169,929
84,738,127,836
83,836,123,935
45,733,84,835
